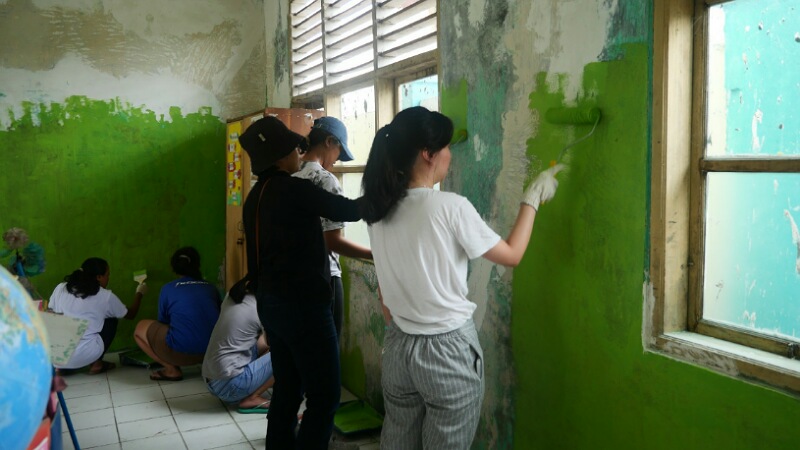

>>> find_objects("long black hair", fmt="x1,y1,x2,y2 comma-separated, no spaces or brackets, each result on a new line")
170,246,203,280
64,257,108,298
361,106,453,224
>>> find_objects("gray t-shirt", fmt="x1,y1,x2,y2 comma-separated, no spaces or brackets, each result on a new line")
202,294,262,380
293,160,345,277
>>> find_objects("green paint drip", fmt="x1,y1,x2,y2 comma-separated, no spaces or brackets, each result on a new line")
0,96,225,351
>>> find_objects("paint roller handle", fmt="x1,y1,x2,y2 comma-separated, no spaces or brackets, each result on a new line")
135,282,148,295
521,164,564,211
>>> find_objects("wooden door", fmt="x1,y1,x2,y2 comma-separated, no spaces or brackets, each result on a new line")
224,107,325,290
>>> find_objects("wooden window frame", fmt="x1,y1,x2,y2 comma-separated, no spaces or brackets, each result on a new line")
649,0,800,396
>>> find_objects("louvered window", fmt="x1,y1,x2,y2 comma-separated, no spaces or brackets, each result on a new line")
376,0,437,68
290,0,438,96
291,0,324,95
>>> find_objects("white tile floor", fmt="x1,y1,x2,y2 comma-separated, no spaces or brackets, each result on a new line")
57,354,380,450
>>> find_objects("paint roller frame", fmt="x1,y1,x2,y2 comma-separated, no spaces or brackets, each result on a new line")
545,106,602,164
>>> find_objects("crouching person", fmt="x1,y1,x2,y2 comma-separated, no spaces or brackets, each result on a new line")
202,278,274,413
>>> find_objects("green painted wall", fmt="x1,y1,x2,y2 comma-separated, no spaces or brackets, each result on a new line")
0,0,273,352
0,97,225,350
437,1,800,449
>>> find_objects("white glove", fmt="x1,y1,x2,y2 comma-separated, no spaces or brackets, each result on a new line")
136,282,148,295
522,164,564,211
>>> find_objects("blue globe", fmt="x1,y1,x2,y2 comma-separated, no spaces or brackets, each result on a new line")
0,266,52,450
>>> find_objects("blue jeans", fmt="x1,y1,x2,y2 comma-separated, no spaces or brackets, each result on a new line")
206,345,273,404
258,293,340,450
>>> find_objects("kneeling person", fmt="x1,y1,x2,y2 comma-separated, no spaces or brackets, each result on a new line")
203,279,274,413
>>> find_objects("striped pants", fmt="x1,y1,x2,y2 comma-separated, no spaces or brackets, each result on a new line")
380,319,484,450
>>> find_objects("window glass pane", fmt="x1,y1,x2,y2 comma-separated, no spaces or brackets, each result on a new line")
706,0,800,157
341,172,370,247
703,172,800,341
398,74,438,111
338,85,375,165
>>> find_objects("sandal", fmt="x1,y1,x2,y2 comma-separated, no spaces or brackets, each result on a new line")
237,400,270,414
149,369,183,382
88,361,116,375
236,400,269,414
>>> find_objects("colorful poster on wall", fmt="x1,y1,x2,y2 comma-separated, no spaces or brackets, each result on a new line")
226,121,243,206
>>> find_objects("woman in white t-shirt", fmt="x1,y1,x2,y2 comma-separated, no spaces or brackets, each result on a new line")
360,106,562,449
50,257,147,374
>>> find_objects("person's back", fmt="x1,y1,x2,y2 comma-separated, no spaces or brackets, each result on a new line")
159,276,220,354
202,293,261,380
134,246,220,382
360,106,562,450
369,188,499,334
51,257,145,373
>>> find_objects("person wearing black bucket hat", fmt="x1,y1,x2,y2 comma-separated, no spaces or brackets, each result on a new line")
293,116,372,340
239,116,363,449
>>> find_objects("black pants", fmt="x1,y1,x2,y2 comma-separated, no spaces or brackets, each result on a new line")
331,276,344,339
258,294,340,450
98,318,119,359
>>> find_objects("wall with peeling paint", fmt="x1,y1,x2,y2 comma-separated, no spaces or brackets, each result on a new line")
433,1,800,449
4,0,800,448
0,0,271,350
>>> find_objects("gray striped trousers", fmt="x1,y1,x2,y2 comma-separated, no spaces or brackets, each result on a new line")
380,319,484,450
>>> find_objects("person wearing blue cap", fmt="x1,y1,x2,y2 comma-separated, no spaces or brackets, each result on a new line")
293,116,373,338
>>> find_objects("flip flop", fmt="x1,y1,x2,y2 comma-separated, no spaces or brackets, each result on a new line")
89,361,116,375
149,369,183,382
237,400,270,414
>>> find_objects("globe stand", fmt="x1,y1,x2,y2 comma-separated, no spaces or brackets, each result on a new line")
54,367,81,450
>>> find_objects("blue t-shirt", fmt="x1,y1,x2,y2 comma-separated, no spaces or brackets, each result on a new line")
158,277,221,354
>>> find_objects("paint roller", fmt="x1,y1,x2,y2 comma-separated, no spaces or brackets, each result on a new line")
451,128,468,145
545,106,602,165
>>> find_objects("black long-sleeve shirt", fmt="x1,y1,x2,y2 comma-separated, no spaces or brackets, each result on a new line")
243,168,361,303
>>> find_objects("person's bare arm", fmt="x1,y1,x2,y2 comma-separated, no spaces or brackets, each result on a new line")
482,164,563,267
482,205,536,267
124,285,146,320
324,229,373,260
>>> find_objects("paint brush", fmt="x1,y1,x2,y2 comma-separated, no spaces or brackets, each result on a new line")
132,269,147,285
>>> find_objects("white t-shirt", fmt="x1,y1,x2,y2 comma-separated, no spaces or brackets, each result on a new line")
293,161,346,277
368,188,501,334
49,282,129,369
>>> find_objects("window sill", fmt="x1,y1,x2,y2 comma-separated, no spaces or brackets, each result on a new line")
652,331,800,396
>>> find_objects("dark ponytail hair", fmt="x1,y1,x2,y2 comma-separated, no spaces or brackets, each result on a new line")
65,257,108,299
361,106,453,224
229,277,249,304
170,246,203,280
